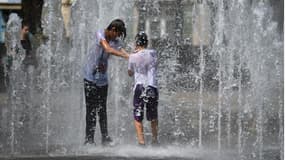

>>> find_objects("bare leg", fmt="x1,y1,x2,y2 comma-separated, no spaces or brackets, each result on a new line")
134,120,145,145
151,119,158,143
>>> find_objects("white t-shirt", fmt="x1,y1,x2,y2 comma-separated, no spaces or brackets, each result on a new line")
128,49,158,89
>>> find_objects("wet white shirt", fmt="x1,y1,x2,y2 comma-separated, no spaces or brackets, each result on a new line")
128,49,158,89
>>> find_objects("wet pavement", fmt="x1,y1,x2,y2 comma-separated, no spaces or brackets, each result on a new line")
0,145,204,160
0,155,199,160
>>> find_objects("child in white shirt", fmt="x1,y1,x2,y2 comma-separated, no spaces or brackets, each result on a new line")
128,32,159,146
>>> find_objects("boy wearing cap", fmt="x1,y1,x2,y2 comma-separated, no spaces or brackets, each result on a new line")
128,32,159,146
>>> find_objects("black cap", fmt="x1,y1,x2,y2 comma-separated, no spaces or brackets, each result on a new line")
135,31,148,47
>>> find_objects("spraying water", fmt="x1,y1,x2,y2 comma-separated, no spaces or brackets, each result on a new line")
0,0,282,160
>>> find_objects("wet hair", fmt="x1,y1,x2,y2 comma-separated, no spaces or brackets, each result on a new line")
21,21,30,29
135,31,148,48
107,19,126,40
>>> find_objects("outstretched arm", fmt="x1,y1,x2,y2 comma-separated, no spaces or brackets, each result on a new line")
120,48,129,58
100,39,129,59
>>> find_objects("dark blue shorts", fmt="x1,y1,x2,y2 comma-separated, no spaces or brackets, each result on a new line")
133,84,158,122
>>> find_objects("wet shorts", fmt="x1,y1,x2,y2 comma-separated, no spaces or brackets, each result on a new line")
133,84,158,122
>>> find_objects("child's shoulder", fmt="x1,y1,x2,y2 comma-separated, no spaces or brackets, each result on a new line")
132,49,156,56
95,29,105,38
141,49,156,54
145,49,157,57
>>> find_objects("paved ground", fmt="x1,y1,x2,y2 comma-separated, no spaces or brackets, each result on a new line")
0,156,199,160
0,145,206,160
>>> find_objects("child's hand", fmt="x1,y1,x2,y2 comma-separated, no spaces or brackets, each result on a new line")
120,48,129,59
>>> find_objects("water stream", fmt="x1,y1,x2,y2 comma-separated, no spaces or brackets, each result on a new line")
0,0,283,160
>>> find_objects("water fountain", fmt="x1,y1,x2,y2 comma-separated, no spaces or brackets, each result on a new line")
0,0,283,160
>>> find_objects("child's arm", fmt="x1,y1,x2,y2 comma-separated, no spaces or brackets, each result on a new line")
120,48,130,60
100,39,129,59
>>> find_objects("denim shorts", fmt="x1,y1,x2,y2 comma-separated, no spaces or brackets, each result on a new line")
133,84,158,122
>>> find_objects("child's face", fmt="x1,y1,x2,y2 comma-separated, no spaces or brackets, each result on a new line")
22,26,29,35
110,28,120,40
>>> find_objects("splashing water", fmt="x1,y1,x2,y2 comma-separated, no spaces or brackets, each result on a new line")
0,0,282,160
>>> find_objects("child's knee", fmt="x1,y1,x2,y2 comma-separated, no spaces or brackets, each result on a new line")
134,107,144,122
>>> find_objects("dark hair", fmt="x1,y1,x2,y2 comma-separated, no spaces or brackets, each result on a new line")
107,19,126,39
21,21,30,29
135,31,148,47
